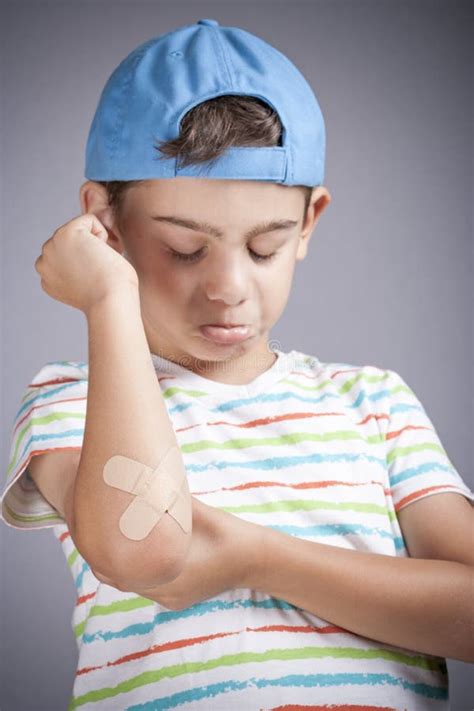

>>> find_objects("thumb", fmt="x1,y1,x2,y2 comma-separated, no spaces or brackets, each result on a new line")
86,213,109,242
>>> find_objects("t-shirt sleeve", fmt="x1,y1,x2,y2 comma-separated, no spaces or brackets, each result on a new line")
383,368,474,512
1,360,88,531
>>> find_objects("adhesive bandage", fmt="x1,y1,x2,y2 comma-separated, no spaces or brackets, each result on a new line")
102,444,192,540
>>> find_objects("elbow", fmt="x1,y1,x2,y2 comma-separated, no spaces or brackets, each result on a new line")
114,540,189,590
84,510,192,590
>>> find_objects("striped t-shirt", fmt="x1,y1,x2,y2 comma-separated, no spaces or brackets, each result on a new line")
2,348,473,711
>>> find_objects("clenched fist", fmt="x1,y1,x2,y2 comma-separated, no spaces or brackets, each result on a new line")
34,213,139,315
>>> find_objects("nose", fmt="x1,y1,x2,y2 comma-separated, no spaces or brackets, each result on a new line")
203,252,250,306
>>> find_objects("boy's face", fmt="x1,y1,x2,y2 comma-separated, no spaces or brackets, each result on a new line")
81,177,330,383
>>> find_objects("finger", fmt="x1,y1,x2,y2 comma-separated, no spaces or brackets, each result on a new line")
84,213,109,241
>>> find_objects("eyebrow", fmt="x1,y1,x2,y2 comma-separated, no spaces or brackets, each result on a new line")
149,215,299,240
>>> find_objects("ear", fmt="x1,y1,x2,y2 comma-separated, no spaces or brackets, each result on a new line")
78,181,126,255
296,186,332,261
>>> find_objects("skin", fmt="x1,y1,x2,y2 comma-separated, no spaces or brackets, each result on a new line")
79,177,331,384
34,177,331,610
34,183,474,663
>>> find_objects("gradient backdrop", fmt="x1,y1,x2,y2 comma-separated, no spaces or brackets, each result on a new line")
1,0,473,708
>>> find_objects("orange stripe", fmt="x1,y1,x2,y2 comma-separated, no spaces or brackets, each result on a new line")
286,369,321,381
176,411,391,435
29,377,81,388
385,424,432,440
76,623,342,676
192,478,390,497
331,368,361,378
176,411,350,434
395,484,462,511
76,591,96,606
27,445,82,456
358,412,390,426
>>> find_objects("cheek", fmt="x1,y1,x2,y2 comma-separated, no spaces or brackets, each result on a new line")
267,254,296,286
261,259,295,306
130,248,186,293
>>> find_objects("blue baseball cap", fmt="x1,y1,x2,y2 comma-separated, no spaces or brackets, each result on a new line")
84,18,325,186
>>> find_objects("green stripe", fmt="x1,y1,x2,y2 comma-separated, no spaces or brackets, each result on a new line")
3,500,62,524
6,411,85,477
279,377,333,392
387,442,447,465
390,383,415,397
74,596,155,638
67,548,79,567
181,429,384,454
220,498,395,521
161,386,208,399
338,371,391,395
68,644,444,709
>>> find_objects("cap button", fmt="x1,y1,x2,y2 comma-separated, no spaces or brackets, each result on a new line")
197,19,219,27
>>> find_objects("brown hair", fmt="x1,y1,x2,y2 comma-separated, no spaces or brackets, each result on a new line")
97,95,314,225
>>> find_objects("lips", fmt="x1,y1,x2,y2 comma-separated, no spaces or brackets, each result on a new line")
199,324,251,344
206,323,246,328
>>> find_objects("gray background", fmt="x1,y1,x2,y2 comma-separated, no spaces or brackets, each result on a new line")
1,0,473,708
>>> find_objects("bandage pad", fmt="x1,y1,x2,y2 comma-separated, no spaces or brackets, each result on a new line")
102,445,192,540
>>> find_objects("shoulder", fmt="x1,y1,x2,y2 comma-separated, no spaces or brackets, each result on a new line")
22,359,89,400
288,351,400,435
2,360,89,531
291,349,392,402
15,359,89,422
28,359,88,387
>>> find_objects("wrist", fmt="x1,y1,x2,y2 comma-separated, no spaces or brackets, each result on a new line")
85,281,140,321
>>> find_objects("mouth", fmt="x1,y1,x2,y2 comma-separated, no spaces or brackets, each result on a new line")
199,324,252,345
206,323,247,328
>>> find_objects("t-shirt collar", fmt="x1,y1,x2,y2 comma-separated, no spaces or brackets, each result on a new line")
150,348,297,398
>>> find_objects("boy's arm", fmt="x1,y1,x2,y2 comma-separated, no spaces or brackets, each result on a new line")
73,285,192,589
248,494,474,663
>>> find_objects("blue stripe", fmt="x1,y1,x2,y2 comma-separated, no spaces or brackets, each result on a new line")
390,461,455,486
14,429,85,471
211,390,338,413
75,561,89,590
349,387,387,408
389,402,424,415
185,450,387,472
125,671,448,710
16,380,84,420
168,402,194,414
83,597,296,644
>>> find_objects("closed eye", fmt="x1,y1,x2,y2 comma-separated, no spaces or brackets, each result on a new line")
169,248,278,264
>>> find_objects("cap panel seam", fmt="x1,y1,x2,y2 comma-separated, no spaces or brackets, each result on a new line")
209,26,235,89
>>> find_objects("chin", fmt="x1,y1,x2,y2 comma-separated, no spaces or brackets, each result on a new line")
192,335,254,361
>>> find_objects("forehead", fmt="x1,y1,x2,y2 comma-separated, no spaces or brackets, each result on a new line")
127,177,303,211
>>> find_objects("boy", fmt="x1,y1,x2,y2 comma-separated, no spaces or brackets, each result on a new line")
1,17,473,710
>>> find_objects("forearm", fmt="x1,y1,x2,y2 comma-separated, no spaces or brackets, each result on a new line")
252,528,474,663
73,286,192,585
